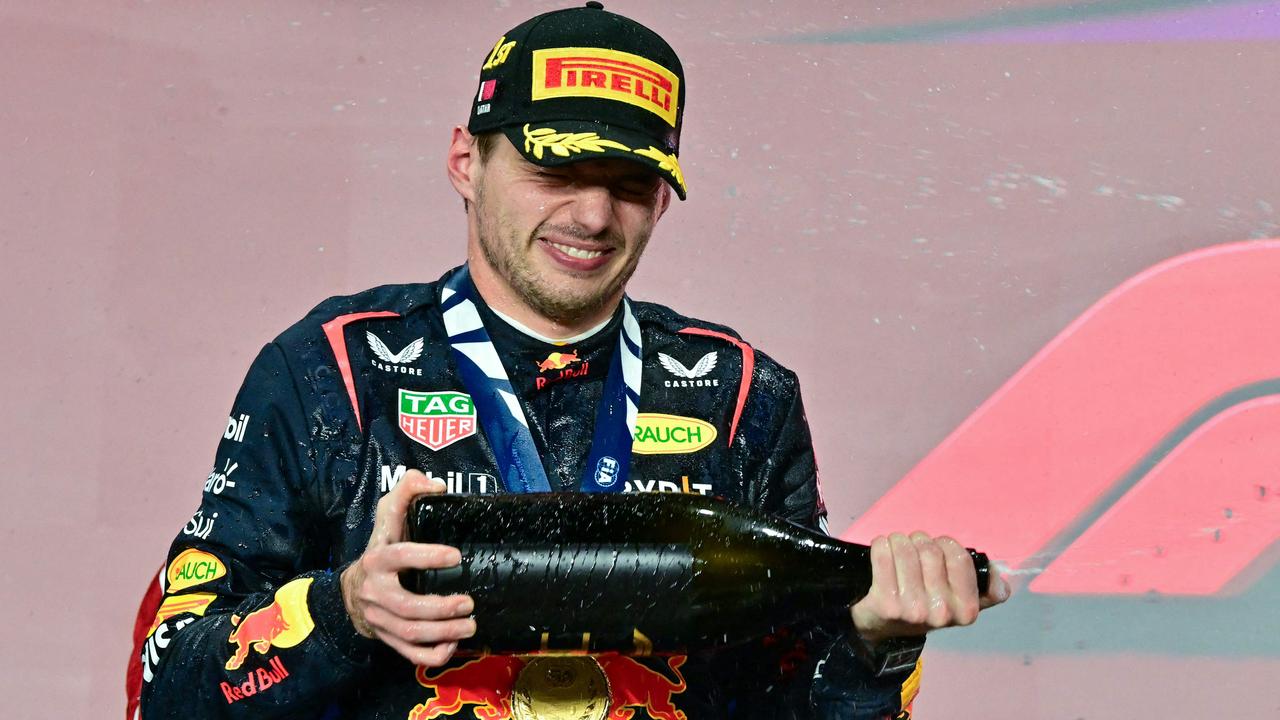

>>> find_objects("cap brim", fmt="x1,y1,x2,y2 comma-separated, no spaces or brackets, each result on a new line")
501,121,687,201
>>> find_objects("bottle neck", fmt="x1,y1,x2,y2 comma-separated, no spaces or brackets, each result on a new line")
800,531,876,603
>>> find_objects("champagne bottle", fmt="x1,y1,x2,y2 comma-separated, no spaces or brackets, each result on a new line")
401,492,989,655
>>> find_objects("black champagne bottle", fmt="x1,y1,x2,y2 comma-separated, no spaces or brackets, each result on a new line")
401,492,989,655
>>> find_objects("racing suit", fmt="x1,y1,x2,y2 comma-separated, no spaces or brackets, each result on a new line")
136,266,919,719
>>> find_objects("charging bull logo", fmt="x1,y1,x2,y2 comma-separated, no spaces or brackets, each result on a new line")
536,350,580,373
536,350,589,390
410,656,524,720
599,654,688,720
225,577,315,671
409,654,687,720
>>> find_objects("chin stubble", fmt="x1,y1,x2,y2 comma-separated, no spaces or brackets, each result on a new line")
473,186,651,324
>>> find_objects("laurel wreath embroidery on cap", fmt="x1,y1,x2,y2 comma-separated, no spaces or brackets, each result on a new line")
522,124,687,195
633,146,686,195
523,124,631,159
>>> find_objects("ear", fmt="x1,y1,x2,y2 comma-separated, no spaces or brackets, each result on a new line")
655,182,673,220
446,125,479,204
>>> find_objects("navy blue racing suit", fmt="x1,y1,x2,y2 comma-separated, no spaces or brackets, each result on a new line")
137,267,919,719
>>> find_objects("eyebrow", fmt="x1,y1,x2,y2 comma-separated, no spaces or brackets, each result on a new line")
534,164,658,186
612,170,661,185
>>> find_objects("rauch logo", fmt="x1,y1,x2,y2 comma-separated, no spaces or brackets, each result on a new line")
166,549,226,593
632,413,717,455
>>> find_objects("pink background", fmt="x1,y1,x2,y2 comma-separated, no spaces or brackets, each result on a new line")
3,1,1277,717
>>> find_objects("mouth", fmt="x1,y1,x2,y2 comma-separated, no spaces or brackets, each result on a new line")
548,240,606,260
538,237,616,271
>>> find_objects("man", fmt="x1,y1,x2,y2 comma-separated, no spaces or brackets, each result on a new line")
134,4,1009,719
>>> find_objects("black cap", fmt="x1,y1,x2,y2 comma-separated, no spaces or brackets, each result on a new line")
467,3,688,199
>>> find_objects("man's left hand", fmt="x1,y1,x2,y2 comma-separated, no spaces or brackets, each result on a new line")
851,532,1011,647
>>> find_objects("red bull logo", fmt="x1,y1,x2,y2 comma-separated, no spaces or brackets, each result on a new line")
410,656,525,720
220,656,290,704
536,350,589,390
409,654,688,720
598,654,688,720
224,577,315,671
536,350,581,373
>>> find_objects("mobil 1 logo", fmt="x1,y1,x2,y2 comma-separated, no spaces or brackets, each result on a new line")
224,413,250,442
380,464,498,495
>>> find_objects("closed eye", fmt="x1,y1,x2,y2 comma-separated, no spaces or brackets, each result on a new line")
613,176,661,199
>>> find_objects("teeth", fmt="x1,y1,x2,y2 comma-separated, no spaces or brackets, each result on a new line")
550,242,604,260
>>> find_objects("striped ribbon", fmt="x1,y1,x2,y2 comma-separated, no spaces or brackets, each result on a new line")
441,266,641,493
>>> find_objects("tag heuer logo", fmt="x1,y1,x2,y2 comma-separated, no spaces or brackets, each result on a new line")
398,390,476,451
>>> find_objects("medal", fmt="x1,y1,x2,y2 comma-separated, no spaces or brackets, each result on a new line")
512,657,610,720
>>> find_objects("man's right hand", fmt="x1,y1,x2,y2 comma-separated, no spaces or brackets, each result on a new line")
341,469,476,667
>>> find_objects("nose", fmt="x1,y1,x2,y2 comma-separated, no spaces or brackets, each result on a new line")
568,184,615,238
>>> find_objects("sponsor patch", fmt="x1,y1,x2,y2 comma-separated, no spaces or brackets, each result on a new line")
380,464,408,492
537,350,581,373
221,656,290,704
413,655,688,720
398,390,477,451
631,413,717,455
204,458,238,495
536,349,589,390
625,475,713,496
167,548,227,593
414,657,525,719
658,351,720,388
531,47,679,127
367,332,424,376
225,577,315,671
147,593,216,638
183,509,217,540
223,413,250,442
598,654,689,720
141,616,196,684
379,465,499,495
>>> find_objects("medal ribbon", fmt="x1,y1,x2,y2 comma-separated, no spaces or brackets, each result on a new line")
440,266,641,493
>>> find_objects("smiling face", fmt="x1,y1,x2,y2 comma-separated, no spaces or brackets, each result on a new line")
450,130,671,335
